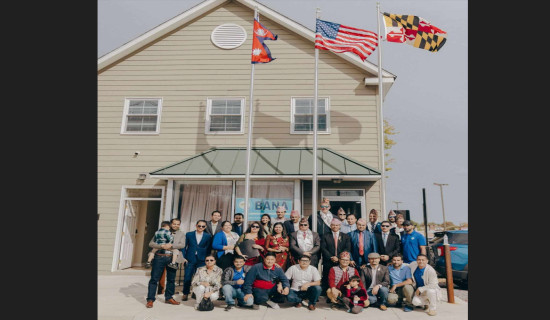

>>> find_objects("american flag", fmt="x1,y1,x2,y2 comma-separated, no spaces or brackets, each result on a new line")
315,19,378,61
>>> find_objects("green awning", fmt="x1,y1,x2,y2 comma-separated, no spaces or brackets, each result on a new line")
149,147,380,177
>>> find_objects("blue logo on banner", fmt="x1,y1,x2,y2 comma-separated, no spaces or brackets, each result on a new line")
235,198,293,221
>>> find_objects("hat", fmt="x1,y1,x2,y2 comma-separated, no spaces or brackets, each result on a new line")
330,218,342,225
403,220,412,226
339,251,351,259
290,210,300,216
368,252,380,259
388,210,396,217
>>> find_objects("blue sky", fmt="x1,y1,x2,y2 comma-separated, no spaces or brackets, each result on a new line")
98,0,467,225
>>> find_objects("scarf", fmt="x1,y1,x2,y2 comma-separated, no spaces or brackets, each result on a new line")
297,229,314,251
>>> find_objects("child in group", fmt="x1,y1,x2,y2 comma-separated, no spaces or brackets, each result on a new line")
146,221,179,269
341,275,370,314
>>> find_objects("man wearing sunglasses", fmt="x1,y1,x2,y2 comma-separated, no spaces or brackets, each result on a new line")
181,220,212,301
289,218,321,267
308,197,333,238
146,218,185,308
374,221,401,266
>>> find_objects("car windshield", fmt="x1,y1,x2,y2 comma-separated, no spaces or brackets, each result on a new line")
448,232,468,245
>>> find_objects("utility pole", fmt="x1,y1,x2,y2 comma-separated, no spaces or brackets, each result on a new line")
392,201,402,210
433,183,448,231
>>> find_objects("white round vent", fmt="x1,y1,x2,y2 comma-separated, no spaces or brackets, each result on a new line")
211,24,247,49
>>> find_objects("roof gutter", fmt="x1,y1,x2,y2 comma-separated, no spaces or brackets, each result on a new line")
149,174,381,180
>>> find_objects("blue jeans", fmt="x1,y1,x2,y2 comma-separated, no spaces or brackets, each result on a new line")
367,286,389,306
182,258,205,294
286,285,322,306
147,255,177,302
222,285,253,306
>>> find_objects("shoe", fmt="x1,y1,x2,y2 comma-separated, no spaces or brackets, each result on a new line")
181,294,188,301
266,300,280,309
218,296,225,301
165,298,180,305
167,263,178,270
380,305,387,311
252,304,260,310
145,262,152,269
423,305,429,310
331,304,340,310
224,304,234,311
301,300,309,307
146,300,154,308
294,302,302,308
308,304,316,311
191,293,196,299
428,309,437,316
404,306,413,312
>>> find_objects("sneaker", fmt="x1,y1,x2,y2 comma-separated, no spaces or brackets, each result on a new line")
301,300,309,307
404,306,413,312
224,304,234,311
266,300,280,309
167,263,178,270
252,304,260,310
428,309,437,316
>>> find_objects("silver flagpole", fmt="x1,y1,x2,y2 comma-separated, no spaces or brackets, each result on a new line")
243,8,258,231
312,8,320,233
376,2,387,220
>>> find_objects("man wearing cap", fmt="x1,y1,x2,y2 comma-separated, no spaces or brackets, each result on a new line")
289,218,321,267
349,218,378,268
273,206,287,224
359,252,390,311
401,220,427,264
308,197,333,238
321,218,351,294
283,210,301,234
367,209,382,234
388,210,397,228
327,251,362,309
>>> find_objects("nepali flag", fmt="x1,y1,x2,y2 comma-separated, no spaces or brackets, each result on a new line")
251,18,278,64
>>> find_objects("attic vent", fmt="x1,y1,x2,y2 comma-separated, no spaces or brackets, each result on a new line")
211,24,247,49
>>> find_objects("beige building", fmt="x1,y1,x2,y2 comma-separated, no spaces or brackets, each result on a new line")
98,0,396,274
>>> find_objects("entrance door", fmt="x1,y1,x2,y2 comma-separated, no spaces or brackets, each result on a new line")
321,189,366,219
119,200,137,270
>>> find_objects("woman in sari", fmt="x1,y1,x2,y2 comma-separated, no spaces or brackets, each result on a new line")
264,222,290,271
234,222,266,266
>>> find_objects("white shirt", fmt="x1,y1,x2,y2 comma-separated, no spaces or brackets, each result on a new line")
273,217,286,224
293,222,300,232
196,231,203,244
285,264,321,291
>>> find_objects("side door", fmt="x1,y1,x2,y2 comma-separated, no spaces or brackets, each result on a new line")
118,200,137,270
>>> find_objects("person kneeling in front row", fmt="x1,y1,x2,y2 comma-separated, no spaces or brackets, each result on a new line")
221,255,254,310
284,254,322,310
242,252,290,309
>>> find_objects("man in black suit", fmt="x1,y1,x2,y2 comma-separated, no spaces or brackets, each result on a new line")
283,210,301,234
308,198,332,238
320,218,351,294
374,221,401,266
231,213,244,236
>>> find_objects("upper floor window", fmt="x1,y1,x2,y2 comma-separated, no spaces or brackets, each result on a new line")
291,97,330,134
206,98,245,134
121,98,162,134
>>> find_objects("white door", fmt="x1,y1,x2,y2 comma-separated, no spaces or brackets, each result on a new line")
119,200,137,270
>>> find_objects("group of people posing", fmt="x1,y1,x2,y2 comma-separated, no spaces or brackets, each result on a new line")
144,198,441,316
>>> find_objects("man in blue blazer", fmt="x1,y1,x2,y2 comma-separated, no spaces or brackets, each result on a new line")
349,218,378,268
181,219,212,301
283,210,301,234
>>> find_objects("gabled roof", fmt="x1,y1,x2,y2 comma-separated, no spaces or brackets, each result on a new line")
149,147,381,179
98,0,395,94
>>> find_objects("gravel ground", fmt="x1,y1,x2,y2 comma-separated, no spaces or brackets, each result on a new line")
438,278,468,302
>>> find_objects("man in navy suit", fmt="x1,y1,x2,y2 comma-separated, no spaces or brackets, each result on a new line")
181,219,212,301
349,218,378,269
283,210,301,234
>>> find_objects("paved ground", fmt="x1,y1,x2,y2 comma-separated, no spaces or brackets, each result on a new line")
98,275,468,320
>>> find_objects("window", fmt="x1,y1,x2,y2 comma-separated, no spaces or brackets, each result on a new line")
206,98,245,134
291,97,330,134
121,98,162,134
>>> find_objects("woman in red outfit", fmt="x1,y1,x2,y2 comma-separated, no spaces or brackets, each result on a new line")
264,222,290,270
234,222,266,266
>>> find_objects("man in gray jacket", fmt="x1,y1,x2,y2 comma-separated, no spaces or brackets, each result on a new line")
221,255,254,310
409,254,442,316
146,218,186,308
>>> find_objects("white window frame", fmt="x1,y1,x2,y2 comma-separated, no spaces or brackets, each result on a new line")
290,96,331,134
205,97,246,134
120,98,163,135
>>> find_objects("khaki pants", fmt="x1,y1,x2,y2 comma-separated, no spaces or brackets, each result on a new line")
412,289,438,311
387,284,414,307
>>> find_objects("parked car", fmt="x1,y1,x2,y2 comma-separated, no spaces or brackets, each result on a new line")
428,230,468,289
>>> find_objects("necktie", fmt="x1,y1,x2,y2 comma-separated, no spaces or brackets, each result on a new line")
359,231,364,256
371,223,376,232
383,233,387,246
303,231,306,239
334,233,338,256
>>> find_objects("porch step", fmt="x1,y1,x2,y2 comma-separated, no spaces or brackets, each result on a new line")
113,268,151,276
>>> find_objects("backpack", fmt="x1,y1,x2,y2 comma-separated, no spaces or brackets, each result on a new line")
197,297,214,311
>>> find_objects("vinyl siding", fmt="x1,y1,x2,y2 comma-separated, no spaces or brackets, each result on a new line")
98,1,382,272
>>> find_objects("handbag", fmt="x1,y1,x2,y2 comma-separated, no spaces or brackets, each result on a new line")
197,296,214,311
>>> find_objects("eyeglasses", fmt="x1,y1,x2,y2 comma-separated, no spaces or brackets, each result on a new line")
205,259,215,262
320,205,329,208
381,225,390,228
276,212,284,214
338,213,346,216
197,225,206,228
299,224,308,226
251,225,260,228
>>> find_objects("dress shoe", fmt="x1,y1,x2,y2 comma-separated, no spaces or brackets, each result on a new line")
380,305,387,311
146,300,154,308
181,294,188,301
308,304,316,310
165,298,180,305
294,302,302,308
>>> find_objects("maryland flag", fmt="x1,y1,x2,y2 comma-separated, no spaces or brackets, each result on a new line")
382,12,446,52
251,18,278,64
